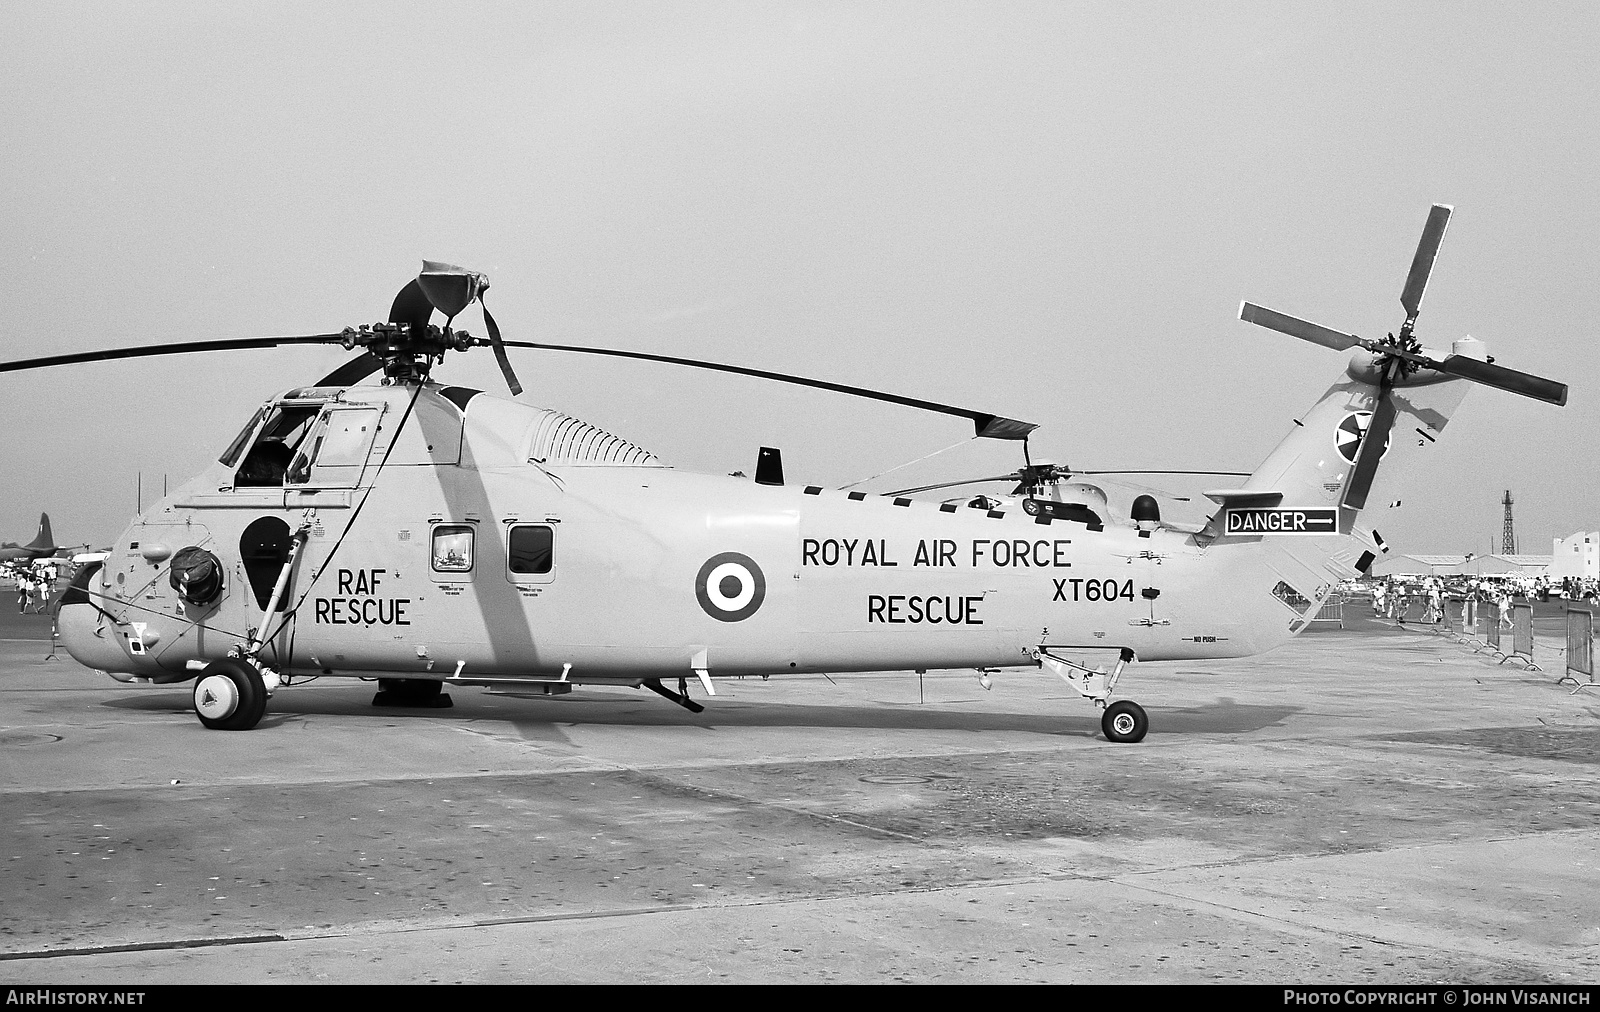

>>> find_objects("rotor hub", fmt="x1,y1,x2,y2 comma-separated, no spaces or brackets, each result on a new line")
339,322,477,385
1372,330,1426,381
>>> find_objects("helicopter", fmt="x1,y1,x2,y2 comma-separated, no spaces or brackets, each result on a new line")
0,205,1567,742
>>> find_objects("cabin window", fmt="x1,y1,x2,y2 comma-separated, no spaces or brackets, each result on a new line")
1271,580,1312,615
508,525,554,575
432,525,474,573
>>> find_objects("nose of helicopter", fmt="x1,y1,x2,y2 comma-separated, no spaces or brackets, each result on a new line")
56,599,138,676
54,562,138,677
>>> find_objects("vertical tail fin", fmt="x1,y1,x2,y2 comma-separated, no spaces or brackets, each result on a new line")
26,513,54,551
1205,350,1474,606
1200,353,1472,648
1228,353,1473,529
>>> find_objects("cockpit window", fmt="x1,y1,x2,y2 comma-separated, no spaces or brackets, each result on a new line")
234,404,324,488
238,440,294,487
219,406,269,467
286,407,382,486
315,408,381,467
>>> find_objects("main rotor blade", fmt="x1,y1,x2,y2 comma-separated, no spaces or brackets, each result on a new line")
316,351,382,387
887,469,1249,497
1074,474,1195,503
1239,303,1362,352
1342,391,1397,511
0,334,347,375
417,261,483,319
1077,469,1252,477
496,340,1037,440
886,474,1021,496
1436,354,1568,406
1400,204,1453,321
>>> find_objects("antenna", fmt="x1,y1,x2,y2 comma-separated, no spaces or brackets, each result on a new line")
1501,490,1516,555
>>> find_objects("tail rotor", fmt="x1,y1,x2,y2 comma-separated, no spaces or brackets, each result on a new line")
1239,204,1567,510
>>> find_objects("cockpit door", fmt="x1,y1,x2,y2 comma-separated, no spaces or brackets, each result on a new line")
287,405,384,489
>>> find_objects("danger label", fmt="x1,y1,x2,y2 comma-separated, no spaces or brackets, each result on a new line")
1225,508,1337,535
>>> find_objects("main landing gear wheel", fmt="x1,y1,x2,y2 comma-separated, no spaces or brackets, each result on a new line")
193,659,268,731
1101,700,1148,743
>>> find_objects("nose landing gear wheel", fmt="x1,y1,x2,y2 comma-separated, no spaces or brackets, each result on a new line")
1101,700,1148,743
193,659,268,730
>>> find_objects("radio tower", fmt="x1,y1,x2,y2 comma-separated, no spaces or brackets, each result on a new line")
1501,490,1517,555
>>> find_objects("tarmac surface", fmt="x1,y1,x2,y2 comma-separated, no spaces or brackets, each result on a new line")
2,598,1599,984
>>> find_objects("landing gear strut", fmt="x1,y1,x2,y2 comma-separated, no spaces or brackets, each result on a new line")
193,522,305,731
1036,646,1149,743
644,677,705,713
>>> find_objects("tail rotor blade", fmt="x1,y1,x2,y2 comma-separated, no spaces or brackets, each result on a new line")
1437,354,1568,406
1239,303,1362,352
1342,392,1397,511
1400,204,1453,321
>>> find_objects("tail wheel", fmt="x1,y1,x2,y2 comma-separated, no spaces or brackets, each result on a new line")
1101,700,1148,743
193,659,267,731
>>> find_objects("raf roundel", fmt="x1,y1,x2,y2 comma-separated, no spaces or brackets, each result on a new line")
1335,410,1390,465
695,552,766,622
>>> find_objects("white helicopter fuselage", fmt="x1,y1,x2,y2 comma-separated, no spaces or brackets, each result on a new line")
56,356,1470,694
33,209,1567,738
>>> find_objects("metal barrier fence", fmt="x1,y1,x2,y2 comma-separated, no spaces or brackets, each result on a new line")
1565,608,1595,691
1311,593,1344,628
1508,602,1539,670
1472,602,1497,656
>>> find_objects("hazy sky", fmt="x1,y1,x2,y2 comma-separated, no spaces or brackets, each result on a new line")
3,2,1595,555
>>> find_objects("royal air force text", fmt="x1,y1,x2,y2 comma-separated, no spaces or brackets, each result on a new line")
803,537,1073,569
803,538,1136,624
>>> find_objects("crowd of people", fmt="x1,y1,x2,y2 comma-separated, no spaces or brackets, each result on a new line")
1360,573,1598,626
2,561,63,614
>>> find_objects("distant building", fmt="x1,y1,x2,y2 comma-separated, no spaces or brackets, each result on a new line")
1551,532,1599,580
1373,554,1551,578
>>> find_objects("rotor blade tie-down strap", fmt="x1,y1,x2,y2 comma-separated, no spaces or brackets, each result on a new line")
479,296,523,397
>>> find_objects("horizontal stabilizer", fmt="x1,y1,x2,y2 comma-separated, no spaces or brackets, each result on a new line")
1203,489,1284,505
